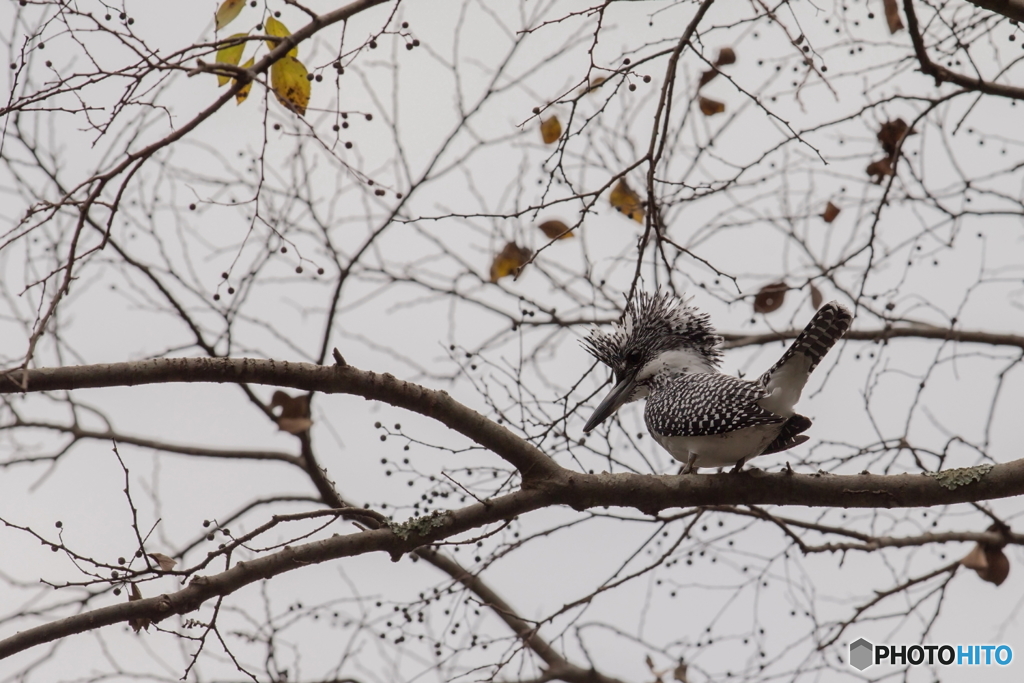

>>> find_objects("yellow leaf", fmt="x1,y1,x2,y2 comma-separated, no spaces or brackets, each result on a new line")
235,57,254,104
265,16,298,58
215,34,247,87
489,242,532,282
538,219,574,240
579,76,606,95
698,96,725,116
609,179,644,223
540,116,562,145
215,0,245,31
271,56,311,116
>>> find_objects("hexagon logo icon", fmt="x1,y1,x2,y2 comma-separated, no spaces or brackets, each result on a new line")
849,638,874,671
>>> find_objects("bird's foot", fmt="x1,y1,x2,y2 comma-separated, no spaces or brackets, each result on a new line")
730,458,747,474
680,453,698,474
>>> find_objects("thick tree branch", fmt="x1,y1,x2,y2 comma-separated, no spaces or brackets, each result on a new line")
721,325,1024,352
0,358,561,482
966,0,1024,23
4,450,1022,659
904,0,1024,99
3,358,1021,507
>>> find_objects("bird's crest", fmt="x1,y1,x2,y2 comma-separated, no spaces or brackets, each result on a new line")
582,291,723,376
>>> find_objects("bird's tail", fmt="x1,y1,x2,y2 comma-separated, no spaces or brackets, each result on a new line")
757,301,853,413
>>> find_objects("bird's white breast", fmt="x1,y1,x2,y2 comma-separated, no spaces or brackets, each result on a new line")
653,424,781,469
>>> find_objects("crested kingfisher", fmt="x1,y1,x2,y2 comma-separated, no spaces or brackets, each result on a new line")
582,291,853,473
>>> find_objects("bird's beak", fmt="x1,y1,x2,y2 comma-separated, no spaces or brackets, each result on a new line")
583,372,637,433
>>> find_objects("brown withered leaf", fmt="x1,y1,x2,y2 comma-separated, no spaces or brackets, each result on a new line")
961,543,1010,586
714,47,736,67
810,283,824,310
698,69,718,89
821,201,840,223
489,242,532,282
877,118,915,157
961,525,1010,586
128,583,150,632
753,282,788,314
540,116,562,145
673,661,688,683
148,553,177,572
270,390,313,434
538,220,574,240
883,0,904,34
698,96,725,116
609,179,645,223
866,157,894,183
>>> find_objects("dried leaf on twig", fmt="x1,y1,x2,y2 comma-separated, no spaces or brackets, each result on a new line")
714,47,736,67
961,525,1010,586
698,96,725,116
128,583,150,632
270,390,313,434
538,220,574,240
883,0,904,34
810,283,824,310
540,116,562,144
821,201,840,223
148,553,178,572
753,282,788,314
489,242,532,282
609,179,644,223
580,76,606,95
866,157,894,182
877,118,915,157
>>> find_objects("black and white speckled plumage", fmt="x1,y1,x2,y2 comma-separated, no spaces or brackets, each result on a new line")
756,301,853,389
583,292,853,471
643,371,783,437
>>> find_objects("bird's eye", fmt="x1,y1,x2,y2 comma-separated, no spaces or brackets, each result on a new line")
625,349,642,365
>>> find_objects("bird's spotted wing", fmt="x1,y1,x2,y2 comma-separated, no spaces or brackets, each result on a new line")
644,373,784,437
